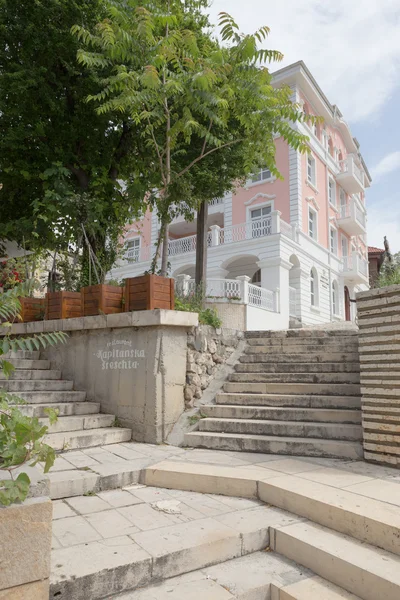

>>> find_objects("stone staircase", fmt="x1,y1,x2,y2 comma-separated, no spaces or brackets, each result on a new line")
185,329,363,459
2,350,131,450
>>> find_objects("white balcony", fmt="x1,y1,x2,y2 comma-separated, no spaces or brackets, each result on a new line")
337,197,366,236
337,155,365,194
340,251,369,284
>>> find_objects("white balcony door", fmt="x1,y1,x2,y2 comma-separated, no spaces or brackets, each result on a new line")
340,189,347,218
251,205,271,238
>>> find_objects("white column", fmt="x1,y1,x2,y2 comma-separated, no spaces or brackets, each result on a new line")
175,274,191,296
257,258,292,328
209,225,221,247
271,210,281,234
236,275,251,304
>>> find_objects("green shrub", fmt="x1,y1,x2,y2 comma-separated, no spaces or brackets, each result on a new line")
175,285,222,328
0,281,67,505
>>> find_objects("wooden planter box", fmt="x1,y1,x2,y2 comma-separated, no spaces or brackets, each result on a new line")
19,297,45,322
124,275,175,311
81,284,124,317
45,291,82,320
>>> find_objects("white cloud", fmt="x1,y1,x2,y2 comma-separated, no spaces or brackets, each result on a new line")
209,0,400,122
367,197,400,253
371,151,400,182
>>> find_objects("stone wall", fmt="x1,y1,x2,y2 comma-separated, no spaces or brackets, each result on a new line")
356,285,400,467
6,310,197,444
184,326,243,407
0,472,52,599
205,301,246,331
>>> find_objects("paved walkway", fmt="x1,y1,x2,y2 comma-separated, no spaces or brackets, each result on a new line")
50,442,400,506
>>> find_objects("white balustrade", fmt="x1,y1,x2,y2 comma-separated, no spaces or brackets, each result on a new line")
289,286,297,317
248,283,276,311
168,234,197,256
205,278,242,299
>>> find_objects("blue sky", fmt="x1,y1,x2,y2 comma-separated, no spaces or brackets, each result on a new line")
209,0,400,252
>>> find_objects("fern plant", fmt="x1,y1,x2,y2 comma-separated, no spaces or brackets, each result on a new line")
0,281,68,506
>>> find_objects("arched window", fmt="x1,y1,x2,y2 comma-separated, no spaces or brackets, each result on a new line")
332,280,339,315
252,269,261,286
310,268,318,307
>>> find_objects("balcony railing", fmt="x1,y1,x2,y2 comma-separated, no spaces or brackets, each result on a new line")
338,196,366,236
177,276,278,313
337,155,365,194
124,212,293,264
340,252,368,282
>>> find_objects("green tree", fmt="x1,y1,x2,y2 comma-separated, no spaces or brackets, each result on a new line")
0,282,67,505
73,4,313,276
0,0,147,283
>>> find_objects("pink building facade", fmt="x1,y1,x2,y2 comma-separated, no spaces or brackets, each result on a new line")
111,61,371,330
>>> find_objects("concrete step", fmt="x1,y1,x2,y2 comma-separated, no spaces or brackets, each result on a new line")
198,418,362,441
216,393,361,409
184,431,363,459
271,520,400,600
244,345,359,355
17,391,87,404
20,402,100,418
41,414,116,433
240,353,360,364
202,405,362,424
246,337,359,347
223,382,361,396
6,350,41,359
45,427,132,451
147,461,400,557
0,379,74,392
0,368,61,380
10,358,51,370
245,330,358,339
270,577,362,599
49,499,307,600
229,372,360,384
112,553,348,600
235,362,360,374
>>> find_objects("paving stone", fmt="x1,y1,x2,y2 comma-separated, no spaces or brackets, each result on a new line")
128,486,175,504
261,458,330,475
49,470,99,500
273,575,361,599
97,489,142,508
50,455,77,472
215,506,301,554
101,444,149,461
52,500,76,520
119,577,234,599
63,451,101,468
131,517,242,580
345,478,400,507
50,539,152,600
52,515,102,547
144,460,280,498
65,495,111,515
119,502,177,530
85,509,140,539
296,466,375,489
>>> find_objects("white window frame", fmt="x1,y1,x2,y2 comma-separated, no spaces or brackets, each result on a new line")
308,207,318,241
125,237,141,261
310,268,319,307
332,280,339,316
307,154,316,186
328,177,336,207
330,226,338,255
249,167,273,186
249,203,273,238
341,235,348,258
339,188,347,218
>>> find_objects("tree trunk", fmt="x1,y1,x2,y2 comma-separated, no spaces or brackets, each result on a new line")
160,221,169,276
195,201,208,299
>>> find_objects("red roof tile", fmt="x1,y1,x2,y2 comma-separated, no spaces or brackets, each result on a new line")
368,246,385,254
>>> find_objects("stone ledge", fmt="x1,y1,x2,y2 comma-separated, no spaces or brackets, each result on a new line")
2,310,198,336
356,284,400,301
